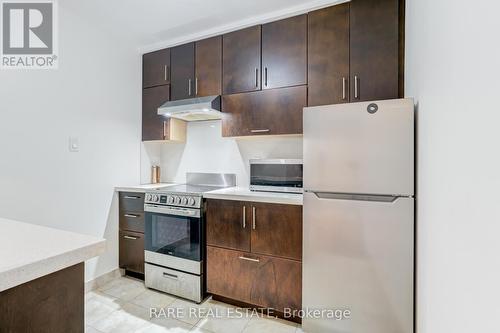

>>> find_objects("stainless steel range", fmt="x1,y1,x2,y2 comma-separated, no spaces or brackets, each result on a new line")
143,173,236,303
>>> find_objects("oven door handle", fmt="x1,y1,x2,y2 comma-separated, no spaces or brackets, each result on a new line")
144,204,201,218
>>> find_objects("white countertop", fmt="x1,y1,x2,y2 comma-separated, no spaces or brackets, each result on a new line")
0,218,105,292
115,183,178,193
203,187,303,205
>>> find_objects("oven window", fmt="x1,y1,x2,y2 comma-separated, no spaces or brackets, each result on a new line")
145,213,201,261
250,164,303,188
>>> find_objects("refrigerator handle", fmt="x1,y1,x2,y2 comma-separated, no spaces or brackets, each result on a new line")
310,191,405,203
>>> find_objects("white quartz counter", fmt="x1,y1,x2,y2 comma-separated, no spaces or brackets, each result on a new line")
203,187,303,205
115,183,177,193
0,218,105,292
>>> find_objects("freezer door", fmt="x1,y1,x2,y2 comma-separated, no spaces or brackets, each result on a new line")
303,98,414,196
302,192,414,333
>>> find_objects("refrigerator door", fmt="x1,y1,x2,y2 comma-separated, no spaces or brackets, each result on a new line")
302,192,414,333
303,98,414,196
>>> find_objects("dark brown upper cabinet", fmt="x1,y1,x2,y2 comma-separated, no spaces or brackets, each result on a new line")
171,42,195,101
195,36,222,97
222,85,306,137
308,3,350,106
142,85,170,141
262,15,307,90
142,86,186,142
350,0,401,102
143,49,170,88
223,26,262,95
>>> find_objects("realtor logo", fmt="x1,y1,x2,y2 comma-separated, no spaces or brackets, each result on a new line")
1,0,58,69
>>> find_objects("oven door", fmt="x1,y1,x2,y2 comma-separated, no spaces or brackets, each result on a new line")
144,205,202,262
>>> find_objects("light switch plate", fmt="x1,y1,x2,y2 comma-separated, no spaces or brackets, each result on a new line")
69,137,79,152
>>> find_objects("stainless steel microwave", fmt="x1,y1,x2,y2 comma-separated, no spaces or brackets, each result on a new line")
249,159,303,194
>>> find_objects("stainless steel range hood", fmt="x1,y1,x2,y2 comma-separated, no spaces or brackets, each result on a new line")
157,95,222,122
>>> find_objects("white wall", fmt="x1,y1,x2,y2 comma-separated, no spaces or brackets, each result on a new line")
405,0,500,332
0,4,141,282
141,121,302,186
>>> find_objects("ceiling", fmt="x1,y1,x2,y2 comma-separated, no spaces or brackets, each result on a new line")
61,0,343,51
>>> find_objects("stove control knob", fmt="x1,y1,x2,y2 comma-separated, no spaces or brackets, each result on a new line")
188,197,196,206
174,196,181,205
181,197,188,205
153,195,159,202
167,196,174,204
145,194,151,201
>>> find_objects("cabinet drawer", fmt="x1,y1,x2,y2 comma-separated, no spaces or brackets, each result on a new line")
119,211,145,233
119,192,145,212
207,246,302,312
145,263,202,303
119,231,144,274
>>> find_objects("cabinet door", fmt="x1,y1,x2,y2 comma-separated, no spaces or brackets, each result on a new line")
142,86,170,141
206,199,250,252
143,49,170,88
195,36,222,97
221,85,306,137
250,254,302,312
206,246,256,304
223,26,261,94
119,230,144,274
171,42,195,101
308,3,350,106
250,203,302,260
262,15,307,90
350,0,401,102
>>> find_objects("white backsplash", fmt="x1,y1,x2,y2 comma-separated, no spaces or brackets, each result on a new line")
140,120,303,187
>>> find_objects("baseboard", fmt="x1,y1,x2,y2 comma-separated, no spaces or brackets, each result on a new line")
84,268,123,293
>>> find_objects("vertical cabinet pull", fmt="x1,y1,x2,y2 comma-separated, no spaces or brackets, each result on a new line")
264,67,268,87
342,77,346,100
164,65,167,81
242,206,246,229
354,75,359,99
195,77,198,96
255,68,259,88
163,121,168,140
252,206,256,230
188,79,192,96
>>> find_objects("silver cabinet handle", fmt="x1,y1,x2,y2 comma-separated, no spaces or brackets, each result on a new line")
250,129,270,133
264,67,268,87
255,68,259,88
188,79,192,96
242,206,246,229
195,77,198,96
124,214,139,218
342,77,346,100
354,75,359,99
239,256,260,263
252,206,256,230
163,120,168,139
123,235,138,240
124,196,141,199
163,272,178,280
164,65,167,81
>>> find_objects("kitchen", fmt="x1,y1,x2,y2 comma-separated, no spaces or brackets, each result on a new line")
1,0,499,333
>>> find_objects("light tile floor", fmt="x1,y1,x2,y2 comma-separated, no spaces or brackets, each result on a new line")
86,276,304,333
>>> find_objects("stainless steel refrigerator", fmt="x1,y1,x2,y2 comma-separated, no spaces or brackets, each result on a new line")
302,98,414,333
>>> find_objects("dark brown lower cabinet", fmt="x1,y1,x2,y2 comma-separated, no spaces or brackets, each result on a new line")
221,85,307,137
119,230,145,274
207,246,302,313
